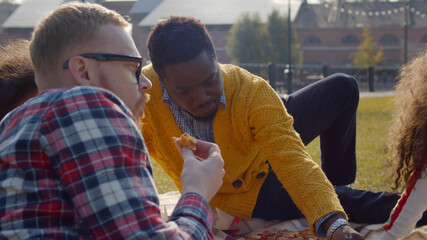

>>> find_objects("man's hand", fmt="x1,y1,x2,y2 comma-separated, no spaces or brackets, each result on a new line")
331,225,365,240
178,139,225,202
322,215,365,240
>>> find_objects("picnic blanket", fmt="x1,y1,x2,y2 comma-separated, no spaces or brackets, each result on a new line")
159,191,427,240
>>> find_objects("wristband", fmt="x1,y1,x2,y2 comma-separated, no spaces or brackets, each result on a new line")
326,218,349,239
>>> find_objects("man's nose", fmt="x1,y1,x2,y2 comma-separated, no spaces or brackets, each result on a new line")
192,88,209,104
139,74,152,91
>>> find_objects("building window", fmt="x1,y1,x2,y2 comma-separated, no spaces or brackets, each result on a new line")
341,34,359,44
421,34,427,43
304,35,322,44
380,34,398,45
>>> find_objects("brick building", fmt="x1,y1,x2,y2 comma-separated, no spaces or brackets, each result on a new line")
3,0,427,68
294,0,427,67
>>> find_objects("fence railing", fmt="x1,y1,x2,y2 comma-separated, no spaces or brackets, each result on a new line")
237,63,400,94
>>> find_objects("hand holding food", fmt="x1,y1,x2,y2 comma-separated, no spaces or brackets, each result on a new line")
174,133,225,202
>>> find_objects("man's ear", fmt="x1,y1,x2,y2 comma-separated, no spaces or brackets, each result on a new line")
67,56,92,86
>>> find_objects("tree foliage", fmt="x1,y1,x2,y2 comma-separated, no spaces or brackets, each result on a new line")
226,9,302,64
351,27,384,68
226,12,270,63
266,9,302,65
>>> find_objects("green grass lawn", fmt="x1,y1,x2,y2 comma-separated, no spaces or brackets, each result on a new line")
306,96,395,192
152,95,395,194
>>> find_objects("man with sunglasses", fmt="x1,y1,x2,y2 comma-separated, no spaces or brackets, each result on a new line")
0,2,224,240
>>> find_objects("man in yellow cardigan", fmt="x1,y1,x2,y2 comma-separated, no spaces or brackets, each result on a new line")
140,16,365,239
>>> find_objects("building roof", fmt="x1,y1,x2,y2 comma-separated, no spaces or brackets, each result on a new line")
99,0,136,17
2,0,63,29
294,0,427,29
0,3,18,32
138,0,301,27
129,0,163,16
2,0,135,30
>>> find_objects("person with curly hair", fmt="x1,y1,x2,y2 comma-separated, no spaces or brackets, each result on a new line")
0,39,37,120
382,49,427,239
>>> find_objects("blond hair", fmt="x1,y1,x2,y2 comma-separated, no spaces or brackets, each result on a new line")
388,48,427,191
29,2,128,80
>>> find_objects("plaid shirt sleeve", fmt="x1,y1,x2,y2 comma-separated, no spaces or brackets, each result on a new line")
40,87,214,240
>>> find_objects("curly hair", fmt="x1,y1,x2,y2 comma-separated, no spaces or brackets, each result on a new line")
146,16,216,79
388,48,427,191
0,39,37,119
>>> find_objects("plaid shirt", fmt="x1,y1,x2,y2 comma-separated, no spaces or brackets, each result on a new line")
0,86,213,240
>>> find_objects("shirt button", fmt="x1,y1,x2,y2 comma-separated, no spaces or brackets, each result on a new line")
232,179,242,188
256,172,266,178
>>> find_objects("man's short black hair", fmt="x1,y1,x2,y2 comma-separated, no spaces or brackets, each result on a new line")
147,16,216,79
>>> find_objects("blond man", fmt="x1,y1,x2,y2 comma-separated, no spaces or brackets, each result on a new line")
0,2,224,239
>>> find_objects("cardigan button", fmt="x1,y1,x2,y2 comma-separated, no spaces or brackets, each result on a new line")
232,179,243,188
256,172,266,179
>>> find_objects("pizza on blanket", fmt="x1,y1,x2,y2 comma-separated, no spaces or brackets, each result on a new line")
238,229,325,240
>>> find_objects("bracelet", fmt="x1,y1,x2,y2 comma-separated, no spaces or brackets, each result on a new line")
326,218,349,239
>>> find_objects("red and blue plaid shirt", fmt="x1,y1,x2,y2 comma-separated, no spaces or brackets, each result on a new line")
0,86,213,240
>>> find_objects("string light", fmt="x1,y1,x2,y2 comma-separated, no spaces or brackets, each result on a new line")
321,1,427,19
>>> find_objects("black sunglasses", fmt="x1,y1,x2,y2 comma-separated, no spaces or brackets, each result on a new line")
63,53,143,84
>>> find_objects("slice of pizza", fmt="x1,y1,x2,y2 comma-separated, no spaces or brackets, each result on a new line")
173,133,197,151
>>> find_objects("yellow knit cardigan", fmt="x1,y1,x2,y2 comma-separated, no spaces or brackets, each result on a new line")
141,64,346,233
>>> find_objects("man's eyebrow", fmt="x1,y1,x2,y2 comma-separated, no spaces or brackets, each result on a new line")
174,70,218,90
175,86,191,90
202,71,217,82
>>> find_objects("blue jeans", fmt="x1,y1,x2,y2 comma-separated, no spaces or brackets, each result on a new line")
252,73,427,225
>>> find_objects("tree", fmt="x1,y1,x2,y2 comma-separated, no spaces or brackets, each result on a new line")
266,9,302,65
226,12,271,63
226,10,302,64
351,27,384,68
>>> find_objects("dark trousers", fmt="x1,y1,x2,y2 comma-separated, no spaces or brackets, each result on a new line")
284,73,358,186
252,73,427,225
